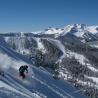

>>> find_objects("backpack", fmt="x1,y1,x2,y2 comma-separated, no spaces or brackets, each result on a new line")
19,66,24,72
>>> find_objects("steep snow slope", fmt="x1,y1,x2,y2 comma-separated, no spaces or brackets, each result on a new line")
33,37,46,53
0,37,87,98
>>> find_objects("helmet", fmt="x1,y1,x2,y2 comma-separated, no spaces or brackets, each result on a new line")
25,65,28,68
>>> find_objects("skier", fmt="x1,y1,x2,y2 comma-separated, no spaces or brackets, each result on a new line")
19,65,28,79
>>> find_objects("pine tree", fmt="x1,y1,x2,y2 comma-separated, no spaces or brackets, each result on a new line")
12,43,16,50
35,49,44,67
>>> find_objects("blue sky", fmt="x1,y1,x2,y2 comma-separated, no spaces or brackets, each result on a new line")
0,0,98,32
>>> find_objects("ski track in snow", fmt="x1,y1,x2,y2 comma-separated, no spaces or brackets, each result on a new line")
31,69,75,98
31,76,67,98
0,80,33,98
0,75,35,98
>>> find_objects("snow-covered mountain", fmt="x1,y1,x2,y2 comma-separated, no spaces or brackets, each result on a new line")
1,24,98,42
0,24,98,98
0,35,88,98
37,24,98,43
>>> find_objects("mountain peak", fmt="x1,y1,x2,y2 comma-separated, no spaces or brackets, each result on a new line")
74,24,86,29
42,27,63,34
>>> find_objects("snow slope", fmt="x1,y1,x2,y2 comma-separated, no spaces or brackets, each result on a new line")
0,37,88,98
33,37,46,53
